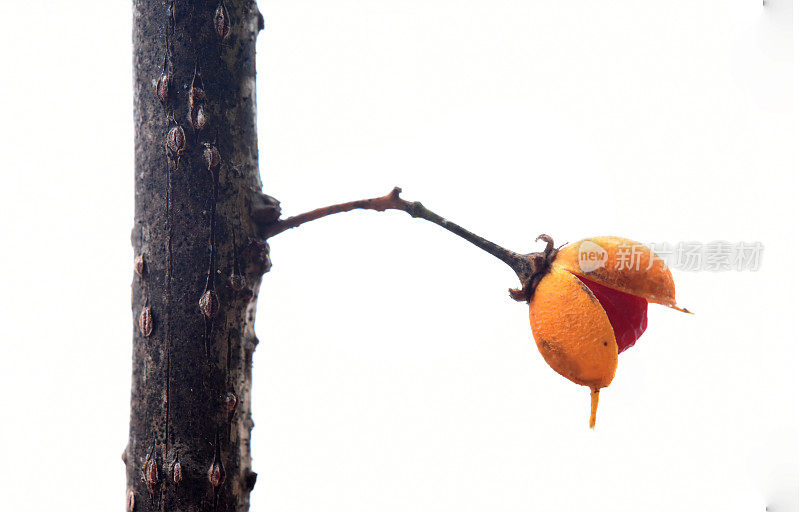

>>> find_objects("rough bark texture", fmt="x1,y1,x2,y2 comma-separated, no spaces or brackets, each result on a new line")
128,1,277,511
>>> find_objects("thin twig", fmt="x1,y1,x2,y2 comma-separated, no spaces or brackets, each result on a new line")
264,187,535,283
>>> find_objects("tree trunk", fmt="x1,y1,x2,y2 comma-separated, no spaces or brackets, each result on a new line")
127,1,277,511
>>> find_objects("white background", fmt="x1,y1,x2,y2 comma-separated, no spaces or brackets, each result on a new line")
0,0,796,511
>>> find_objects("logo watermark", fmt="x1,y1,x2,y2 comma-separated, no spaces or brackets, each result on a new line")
576,241,763,272
578,240,608,272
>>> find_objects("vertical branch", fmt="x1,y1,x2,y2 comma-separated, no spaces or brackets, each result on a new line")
129,1,268,511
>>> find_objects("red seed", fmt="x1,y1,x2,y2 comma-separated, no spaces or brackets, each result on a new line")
576,276,648,353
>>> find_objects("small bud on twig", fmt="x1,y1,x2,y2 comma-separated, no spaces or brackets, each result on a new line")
208,432,226,488
155,74,170,104
251,192,281,235
213,3,231,39
188,73,207,132
139,305,153,337
225,391,239,417
191,105,207,131
126,489,135,511
142,457,159,494
229,273,247,292
134,254,145,277
204,144,221,171
166,125,186,155
208,460,225,488
199,290,220,318
244,471,258,491
172,459,183,485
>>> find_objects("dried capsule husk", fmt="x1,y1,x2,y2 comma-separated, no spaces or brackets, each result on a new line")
139,306,153,337
213,3,231,39
166,125,186,154
204,144,221,170
155,73,170,104
134,254,145,277
126,489,135,512
199,290,220,318
142,457,159,494
225,391,239,415
172,459,183,485
208,461,226,487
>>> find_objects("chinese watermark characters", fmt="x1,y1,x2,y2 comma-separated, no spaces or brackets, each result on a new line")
578,241,763,272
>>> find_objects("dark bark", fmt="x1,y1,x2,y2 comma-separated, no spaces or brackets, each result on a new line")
128,1,275,511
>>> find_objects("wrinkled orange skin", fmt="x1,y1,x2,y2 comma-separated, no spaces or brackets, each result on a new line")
528,236,688,427
554,236,687,311
529,265,618,389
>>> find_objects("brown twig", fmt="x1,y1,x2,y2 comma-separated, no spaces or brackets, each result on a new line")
265,187,554,298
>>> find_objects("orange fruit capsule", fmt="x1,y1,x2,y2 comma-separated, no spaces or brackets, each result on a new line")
553,236,688,312
528,236,689,428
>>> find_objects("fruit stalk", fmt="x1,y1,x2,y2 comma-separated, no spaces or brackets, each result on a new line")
265,187,535,283
590,387,600,429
